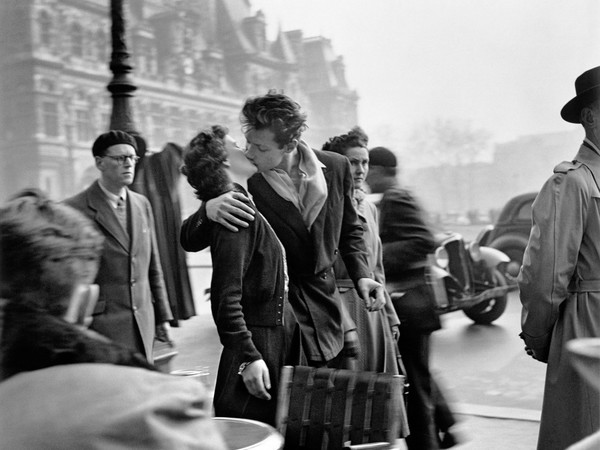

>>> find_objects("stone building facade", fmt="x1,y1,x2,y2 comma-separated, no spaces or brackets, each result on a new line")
0,0,358,201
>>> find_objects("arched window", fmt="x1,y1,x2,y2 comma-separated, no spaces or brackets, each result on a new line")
38,10,53,47
71,23,84,57
96,29,108,62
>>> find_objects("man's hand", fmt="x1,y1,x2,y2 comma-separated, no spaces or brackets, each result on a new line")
155,322,172,345
391,324,400,341
206,191,255,232
241,359,272,400
357,278,386,311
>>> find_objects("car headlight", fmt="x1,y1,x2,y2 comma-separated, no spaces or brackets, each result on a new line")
468,242,482,262
435,247,449,269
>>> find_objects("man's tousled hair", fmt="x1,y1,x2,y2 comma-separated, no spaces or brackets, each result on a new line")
240,92,307,147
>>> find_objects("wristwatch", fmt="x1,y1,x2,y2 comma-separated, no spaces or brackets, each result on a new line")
238,361,251,375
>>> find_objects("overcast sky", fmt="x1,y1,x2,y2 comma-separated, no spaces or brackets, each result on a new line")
251,0,599,148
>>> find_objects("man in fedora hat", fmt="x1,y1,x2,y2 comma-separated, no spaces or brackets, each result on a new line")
519,65,600,450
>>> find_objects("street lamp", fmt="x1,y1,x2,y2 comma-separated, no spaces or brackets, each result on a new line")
107,0,146,156
107,0,177,372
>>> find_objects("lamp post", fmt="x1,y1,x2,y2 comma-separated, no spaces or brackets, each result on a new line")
107,0,146,155
106,0,177,372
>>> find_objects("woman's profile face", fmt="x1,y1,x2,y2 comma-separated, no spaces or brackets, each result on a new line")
344,146,369,190
224,134,257,179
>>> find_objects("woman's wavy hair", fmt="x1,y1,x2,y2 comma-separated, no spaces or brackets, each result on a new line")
322,126,369,156
0,189,103,309
240,91,308,148
181,125,231,201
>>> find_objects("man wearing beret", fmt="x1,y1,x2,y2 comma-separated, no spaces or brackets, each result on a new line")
65,130,173,363
519,66,600,449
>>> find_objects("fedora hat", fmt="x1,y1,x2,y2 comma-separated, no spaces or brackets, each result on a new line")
560,66,600,124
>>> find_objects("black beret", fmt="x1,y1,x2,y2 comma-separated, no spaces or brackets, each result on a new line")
369,146,397,167
92,130,138,157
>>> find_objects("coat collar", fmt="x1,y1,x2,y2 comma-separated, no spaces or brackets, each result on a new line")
575,143,600,175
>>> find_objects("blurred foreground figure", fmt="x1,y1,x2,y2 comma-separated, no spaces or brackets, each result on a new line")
0,364,225,450
519,65,600,450
0,189,153,379
0,190,225,449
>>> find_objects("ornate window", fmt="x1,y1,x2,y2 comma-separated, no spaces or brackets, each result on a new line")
42,101,59,137
38,10,53,48
71,23,84,57
96,30,108,62
75,109,92,142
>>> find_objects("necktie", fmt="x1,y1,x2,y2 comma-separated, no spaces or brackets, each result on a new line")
115,197,128,232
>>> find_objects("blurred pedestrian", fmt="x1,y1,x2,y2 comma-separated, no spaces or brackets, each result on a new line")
368,147,457,449
0,189,154,379
181,92,386,368
65,130,173,362
0,189,225,449
181,126,302,426
519,65,600,450
322,127,402,373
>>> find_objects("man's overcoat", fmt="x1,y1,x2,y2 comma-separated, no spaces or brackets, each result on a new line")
519,143,600,450
65,181,172,361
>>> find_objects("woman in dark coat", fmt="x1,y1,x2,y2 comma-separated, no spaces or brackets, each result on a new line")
181,126,301,426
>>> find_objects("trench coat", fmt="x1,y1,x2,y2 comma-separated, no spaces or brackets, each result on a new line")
519,142,600,450
65,181,173,361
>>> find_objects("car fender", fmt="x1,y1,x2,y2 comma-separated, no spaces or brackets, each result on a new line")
479,246,510,269
475,225,493,246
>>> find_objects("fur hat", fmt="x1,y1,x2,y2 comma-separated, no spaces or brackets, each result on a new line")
92,130,138,157
560,66,600,124
369,146,397,167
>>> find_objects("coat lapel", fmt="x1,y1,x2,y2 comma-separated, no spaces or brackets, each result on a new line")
87,181,130,252
251,174,311,242
309,157,332,252
128,193,149,256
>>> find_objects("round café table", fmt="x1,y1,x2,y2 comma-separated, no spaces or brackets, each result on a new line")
212,417,284,450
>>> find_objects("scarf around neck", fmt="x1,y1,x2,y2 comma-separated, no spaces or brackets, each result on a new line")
262,141,328,230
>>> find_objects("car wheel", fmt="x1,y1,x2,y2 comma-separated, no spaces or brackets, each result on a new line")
463,269,508,324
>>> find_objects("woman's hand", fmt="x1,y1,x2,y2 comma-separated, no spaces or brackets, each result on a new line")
241,359,272,400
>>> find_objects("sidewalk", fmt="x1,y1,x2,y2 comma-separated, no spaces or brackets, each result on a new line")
169,302,540,450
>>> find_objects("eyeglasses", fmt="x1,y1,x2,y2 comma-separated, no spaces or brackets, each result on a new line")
103,154,140,165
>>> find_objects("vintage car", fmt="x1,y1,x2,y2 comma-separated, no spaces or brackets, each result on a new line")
425,231,519,324
475,192,537,270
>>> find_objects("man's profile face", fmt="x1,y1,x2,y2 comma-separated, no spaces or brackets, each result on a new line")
244,128,288,173
365,166,387,194
95,143,137,189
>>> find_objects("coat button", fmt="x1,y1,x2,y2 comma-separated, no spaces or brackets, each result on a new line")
133,305,138,311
